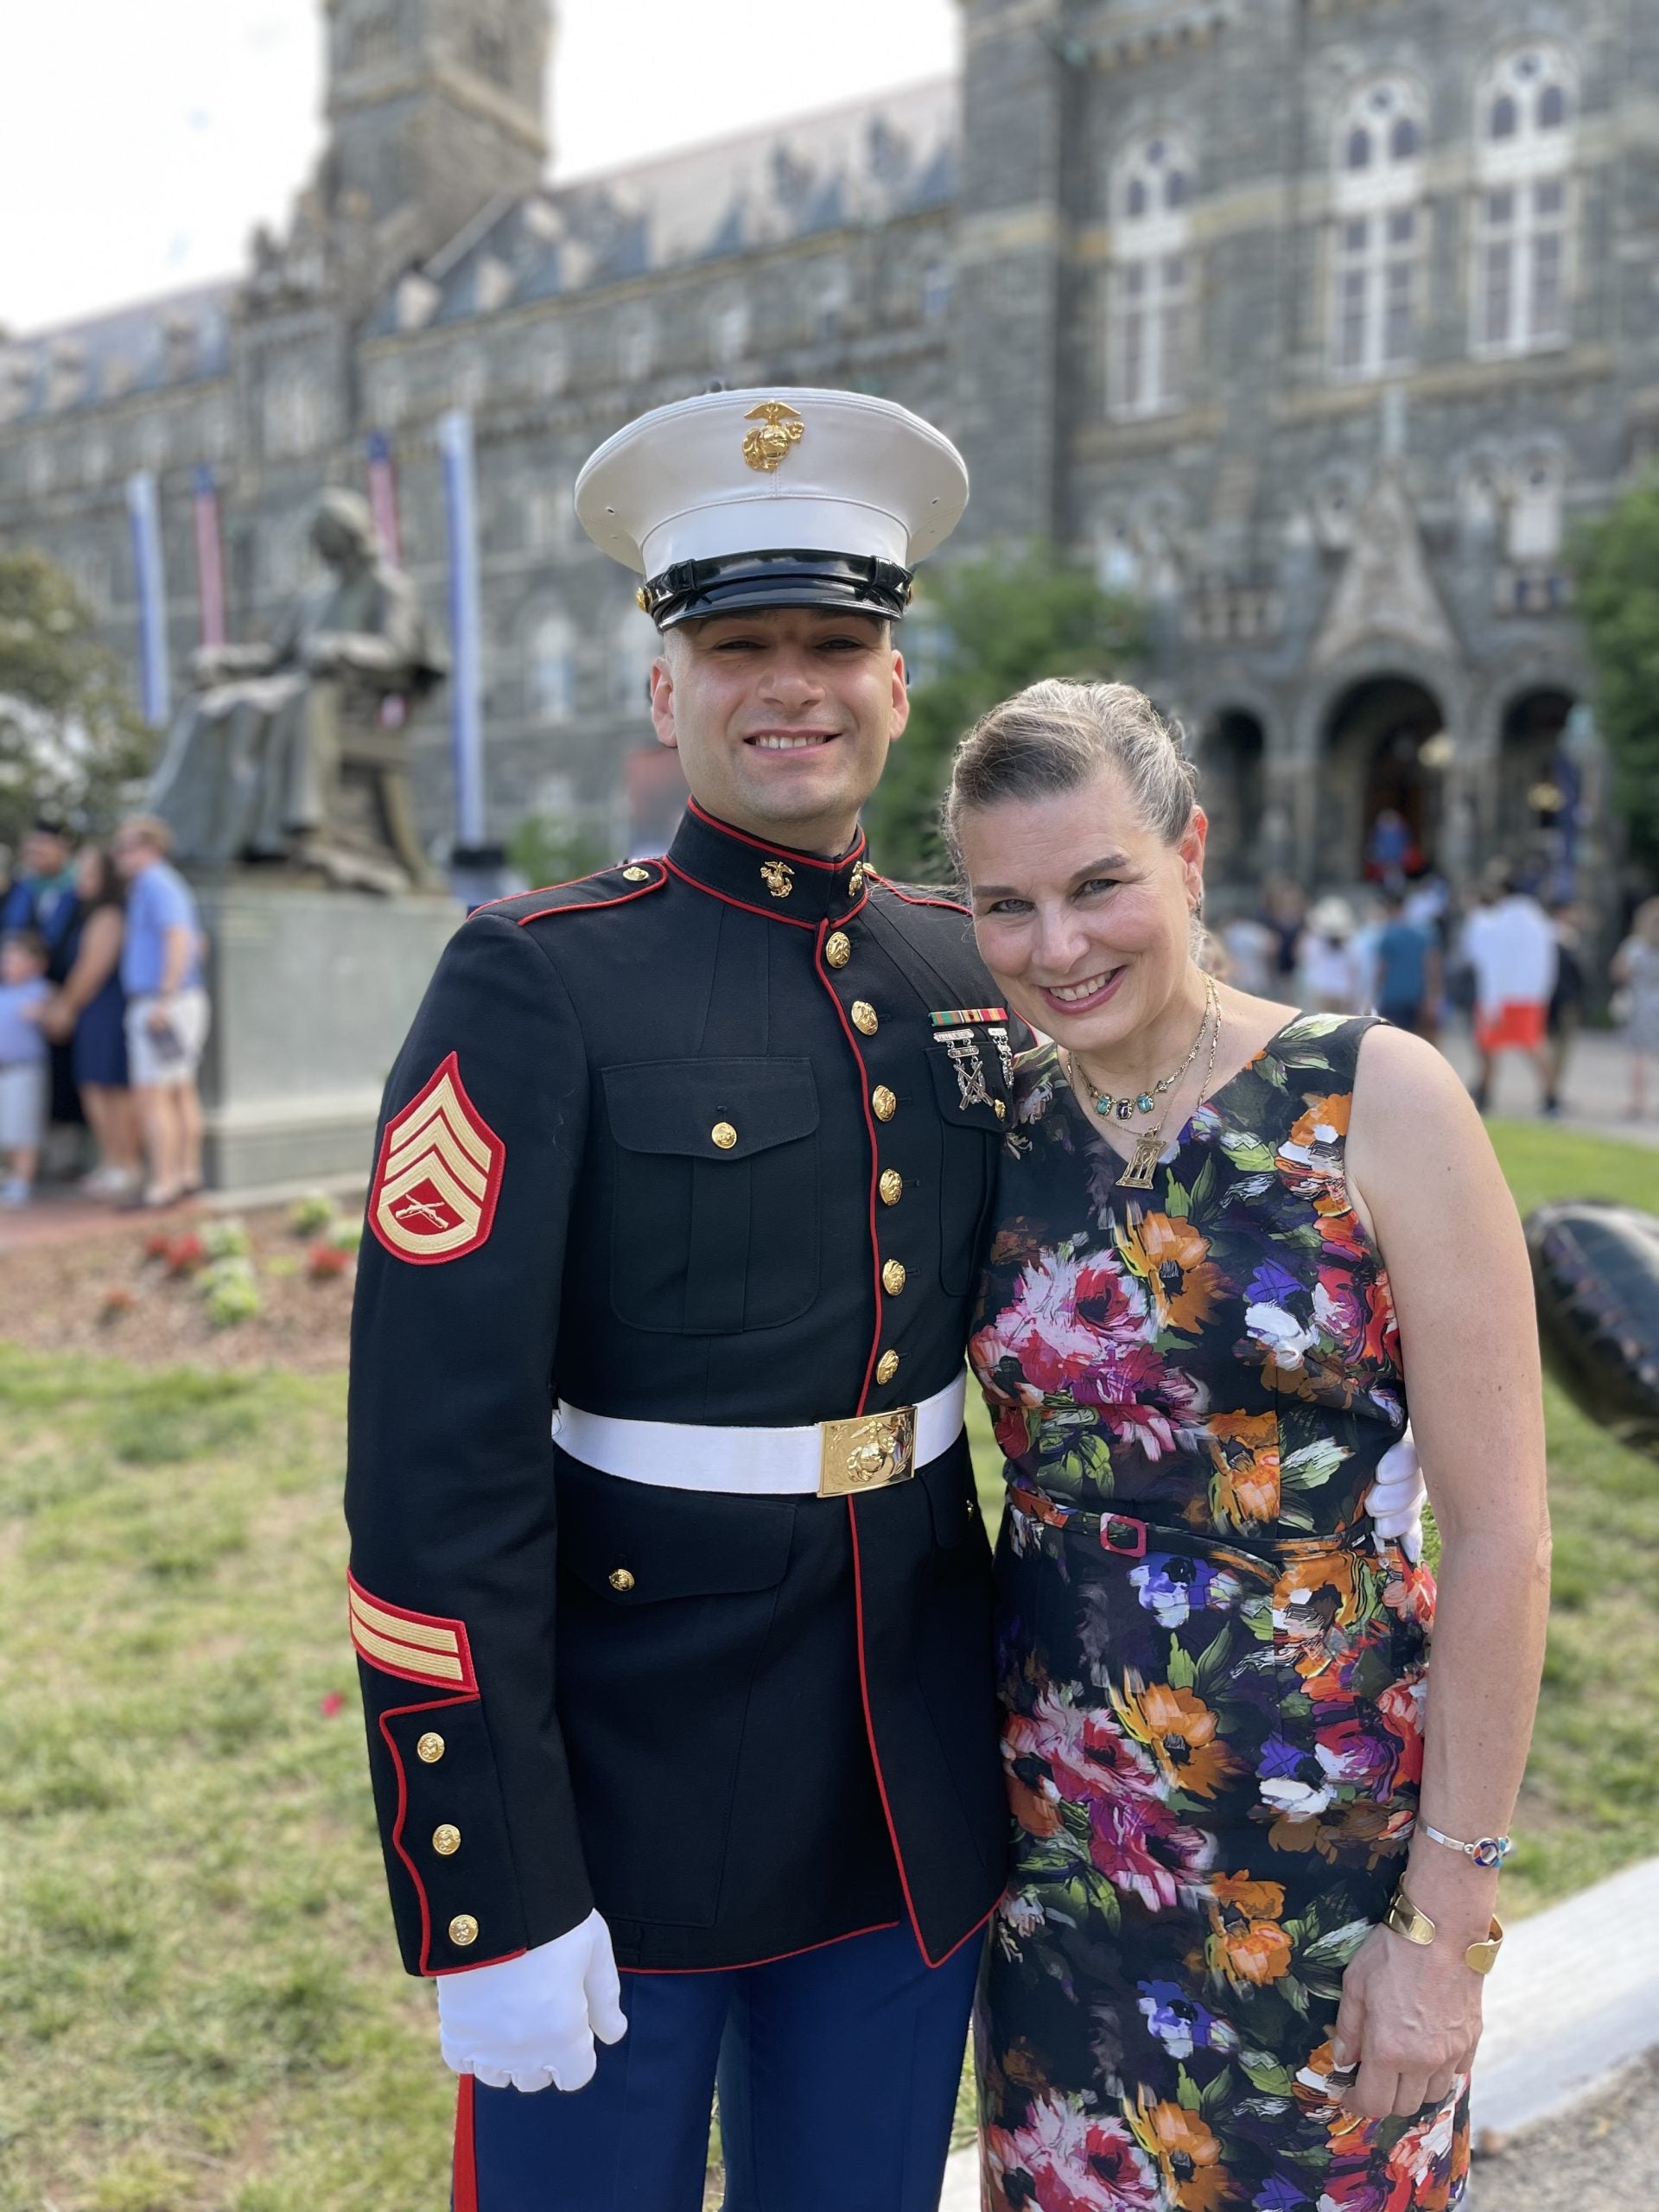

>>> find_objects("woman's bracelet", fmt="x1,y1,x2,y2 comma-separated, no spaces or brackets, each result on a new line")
1385,1884,1505,1974
1420,1821,1513,1870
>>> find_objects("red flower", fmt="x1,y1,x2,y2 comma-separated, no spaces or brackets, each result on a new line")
1089,1789,1214,1912
319,1690,346,1717
164,1233,206,1276
308,1243,352,1281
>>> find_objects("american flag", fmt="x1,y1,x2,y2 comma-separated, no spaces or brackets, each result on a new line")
192,464,226,648
365,430,402,564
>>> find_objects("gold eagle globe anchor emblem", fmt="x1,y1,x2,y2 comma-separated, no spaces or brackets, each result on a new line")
760,860,795,899
742,401,805,474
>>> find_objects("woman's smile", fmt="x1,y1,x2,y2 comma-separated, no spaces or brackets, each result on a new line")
1035,967,1127,1018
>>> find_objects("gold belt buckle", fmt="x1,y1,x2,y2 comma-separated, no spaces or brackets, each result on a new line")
817,1406,918,1498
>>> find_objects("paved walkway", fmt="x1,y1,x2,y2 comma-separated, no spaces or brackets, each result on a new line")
938,1855,1659,2210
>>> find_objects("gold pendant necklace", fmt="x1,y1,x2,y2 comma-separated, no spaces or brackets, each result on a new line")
1069,977,1221,1192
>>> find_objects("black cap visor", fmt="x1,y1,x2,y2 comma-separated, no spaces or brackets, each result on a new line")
640,550,913,630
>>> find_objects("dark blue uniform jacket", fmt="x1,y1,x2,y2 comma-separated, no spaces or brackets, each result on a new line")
345,801,1015,1974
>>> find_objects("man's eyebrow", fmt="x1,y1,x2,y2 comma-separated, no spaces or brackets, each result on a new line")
973,855,1131,899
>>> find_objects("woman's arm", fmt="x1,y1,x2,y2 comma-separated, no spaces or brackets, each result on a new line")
44,906,123,1036
1339,1024,1551,2120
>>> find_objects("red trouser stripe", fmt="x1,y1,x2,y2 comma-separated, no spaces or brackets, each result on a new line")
453,2074,478,2212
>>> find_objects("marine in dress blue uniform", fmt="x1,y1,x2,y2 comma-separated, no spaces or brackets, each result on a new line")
345,390,1014,2209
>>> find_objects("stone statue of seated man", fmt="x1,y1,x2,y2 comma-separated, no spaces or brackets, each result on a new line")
149,487,444,887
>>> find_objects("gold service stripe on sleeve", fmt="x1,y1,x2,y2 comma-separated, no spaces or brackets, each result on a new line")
349,1591,461,1655
350,1618,467,1683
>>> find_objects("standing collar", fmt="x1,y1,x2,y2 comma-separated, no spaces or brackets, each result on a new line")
665,799,869,927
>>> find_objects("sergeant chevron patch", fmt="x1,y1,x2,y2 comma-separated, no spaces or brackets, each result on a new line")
347,1573,478,1691
368,1052,505,1266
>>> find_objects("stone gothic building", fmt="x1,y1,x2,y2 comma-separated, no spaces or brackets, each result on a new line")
0,0,1648,892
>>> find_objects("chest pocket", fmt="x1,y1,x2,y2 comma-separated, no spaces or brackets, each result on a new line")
925,1025,1013,1296
604,1058,821,1334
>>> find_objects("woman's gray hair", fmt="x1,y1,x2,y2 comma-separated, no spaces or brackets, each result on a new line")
943,679,1198,868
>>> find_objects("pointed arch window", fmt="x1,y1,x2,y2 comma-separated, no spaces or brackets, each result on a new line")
1471,47,1576,358
1330,78,1427,379
1109,134,1194,420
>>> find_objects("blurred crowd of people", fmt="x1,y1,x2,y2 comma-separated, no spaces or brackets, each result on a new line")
0,814,210,1211
1217,858,1659,1122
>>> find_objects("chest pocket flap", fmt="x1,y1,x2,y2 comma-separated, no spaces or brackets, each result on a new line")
602,1058,822,1334
923,1025,1013,1135
604,1058,819,1159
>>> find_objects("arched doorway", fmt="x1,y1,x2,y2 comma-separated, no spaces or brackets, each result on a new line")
1199,709,1266,886
1497,687,1575,865
1322,675,1447,882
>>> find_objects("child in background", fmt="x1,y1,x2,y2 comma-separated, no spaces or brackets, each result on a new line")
0,929,51,1206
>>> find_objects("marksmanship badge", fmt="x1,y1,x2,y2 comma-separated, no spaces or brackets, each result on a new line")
935,1029,993,1111
742,400,805,474
368,1052,505,1265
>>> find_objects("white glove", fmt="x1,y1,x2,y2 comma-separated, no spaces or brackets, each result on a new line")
436,1909,628,2094
1366,1427,1427,1563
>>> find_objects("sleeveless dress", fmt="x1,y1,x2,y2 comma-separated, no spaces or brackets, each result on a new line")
969,1014,1470,2212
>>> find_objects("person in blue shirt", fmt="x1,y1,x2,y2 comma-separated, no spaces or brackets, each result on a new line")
0,817,77,938
111,816,209,1207
1373,887,1440,1035
0,928,52,1205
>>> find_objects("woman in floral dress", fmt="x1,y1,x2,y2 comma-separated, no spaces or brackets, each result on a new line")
948,682,1551,2212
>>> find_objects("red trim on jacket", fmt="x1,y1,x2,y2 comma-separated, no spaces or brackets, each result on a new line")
663,856,818,929
348,1570,479,1694
814,917,887,1413
845,1504,939,1966
618,1916,904,1975
453,2075,479,2212
866,870,971,915
685,796,867,874
507,866,668,927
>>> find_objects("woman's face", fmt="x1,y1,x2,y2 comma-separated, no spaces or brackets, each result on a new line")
74,846,102,898
958,762,1206,1055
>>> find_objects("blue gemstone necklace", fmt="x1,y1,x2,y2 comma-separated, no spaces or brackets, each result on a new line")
1068,976,1218,1127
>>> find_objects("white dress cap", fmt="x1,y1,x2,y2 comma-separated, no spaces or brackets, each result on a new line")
575,386,969,628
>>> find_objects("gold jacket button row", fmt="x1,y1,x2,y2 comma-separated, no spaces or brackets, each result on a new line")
416,1732,446,1764
879,1170,904,1207
449,1914,480,1947
872,1086,897,1122
882,1261,907,1296
875,1351,900,1386
432,1824,461,1856
825,932,852,969
850,1001,879,1036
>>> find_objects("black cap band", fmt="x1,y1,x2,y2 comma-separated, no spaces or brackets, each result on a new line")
639,549,914,630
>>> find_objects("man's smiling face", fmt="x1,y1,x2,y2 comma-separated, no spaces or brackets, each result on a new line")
649,605,909,855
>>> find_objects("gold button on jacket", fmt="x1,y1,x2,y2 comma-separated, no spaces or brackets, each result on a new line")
433,1823,461,1857
711,1122,738,1151
872,1086,897,1122
448,1914,480,1947
882,1260,907,1295
850,1001,879,1036
879,1170,904,1206
824,932,852,969
875,1350,900,1385
609,1568,637,1592
416,1732,446,1764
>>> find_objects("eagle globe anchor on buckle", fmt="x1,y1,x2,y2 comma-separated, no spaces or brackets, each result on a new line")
817,1408,918,1499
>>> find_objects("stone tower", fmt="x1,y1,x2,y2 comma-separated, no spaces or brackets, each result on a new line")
321,0,551,269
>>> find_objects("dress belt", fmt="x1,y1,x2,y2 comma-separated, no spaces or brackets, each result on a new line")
556,1373,968,1500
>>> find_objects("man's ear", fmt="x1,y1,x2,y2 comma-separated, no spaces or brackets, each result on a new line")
887,640,910,744
648,653,678,750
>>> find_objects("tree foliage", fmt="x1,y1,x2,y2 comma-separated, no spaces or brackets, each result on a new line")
505,810,614,892
864,547,1144,885
0,549,154,855
1570,475,1659,873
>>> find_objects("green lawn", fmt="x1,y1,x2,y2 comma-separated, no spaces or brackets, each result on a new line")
2,1119,1655,2205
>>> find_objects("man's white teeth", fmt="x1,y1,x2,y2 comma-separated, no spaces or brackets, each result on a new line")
753,734,828,751
1049,972,1117,1003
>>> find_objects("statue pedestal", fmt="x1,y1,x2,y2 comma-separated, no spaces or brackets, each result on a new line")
194,880,461,1192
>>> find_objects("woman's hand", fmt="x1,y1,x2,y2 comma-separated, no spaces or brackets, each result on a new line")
1332,1922,1483,2118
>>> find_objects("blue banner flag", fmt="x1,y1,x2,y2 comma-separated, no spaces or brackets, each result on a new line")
437,409,486,849
124,470,171,726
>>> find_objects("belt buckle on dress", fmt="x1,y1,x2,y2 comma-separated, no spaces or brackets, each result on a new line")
818,1408,918,1498
1100,1513,1148,1559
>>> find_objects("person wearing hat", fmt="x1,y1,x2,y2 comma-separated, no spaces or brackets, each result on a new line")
346,390,1017,2208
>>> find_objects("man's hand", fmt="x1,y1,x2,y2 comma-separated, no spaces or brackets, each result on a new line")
435,1910,628,2094
1367,1428,1427,1561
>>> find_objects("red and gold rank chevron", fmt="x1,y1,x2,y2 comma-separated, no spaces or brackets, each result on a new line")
347,1573,478,1691
367,1052,505,1265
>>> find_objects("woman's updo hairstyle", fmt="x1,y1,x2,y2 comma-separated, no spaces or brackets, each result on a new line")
944,679,1198,873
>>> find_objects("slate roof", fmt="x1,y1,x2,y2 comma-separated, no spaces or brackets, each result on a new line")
0,283,234,425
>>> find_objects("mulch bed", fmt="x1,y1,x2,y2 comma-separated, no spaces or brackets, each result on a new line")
0,1202,356,1372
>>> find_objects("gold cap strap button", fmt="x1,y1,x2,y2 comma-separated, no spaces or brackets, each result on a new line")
416,1732,446,1764
879,1170,904,1206
432,1824,461,1857
875,1349,900,1385
872,1086,897,1122
882,1261,907,1295
448,1914,480,1947
851,1001,879,1036
711,1122,738,1150
825,932,852,969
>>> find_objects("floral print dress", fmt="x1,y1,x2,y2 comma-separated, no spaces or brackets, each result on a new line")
969,1015,1469,2212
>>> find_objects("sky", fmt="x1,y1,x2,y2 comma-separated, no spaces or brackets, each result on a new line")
0,1,961,334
